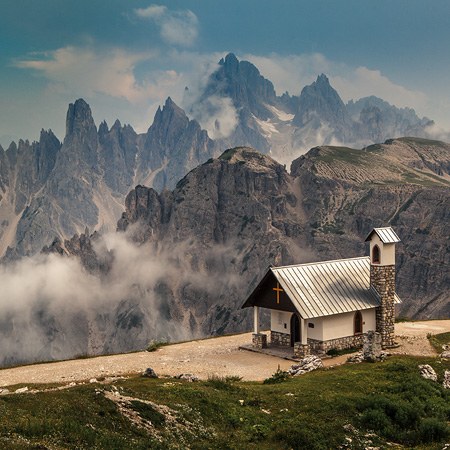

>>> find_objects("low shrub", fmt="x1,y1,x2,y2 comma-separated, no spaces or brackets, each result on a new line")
146,340,167,352
263,366,290,384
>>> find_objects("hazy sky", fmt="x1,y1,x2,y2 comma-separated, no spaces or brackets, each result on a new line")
1,0,449,147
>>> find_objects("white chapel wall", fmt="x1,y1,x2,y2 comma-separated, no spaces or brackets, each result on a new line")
370,234,395,265
270,310,292,334
322,309,376,341
305,317,324,340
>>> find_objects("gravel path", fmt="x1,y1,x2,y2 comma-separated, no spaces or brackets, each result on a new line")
0,320,448,387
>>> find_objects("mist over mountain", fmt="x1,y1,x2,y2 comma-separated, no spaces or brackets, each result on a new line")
0,53,448,365
1,138,447,366
1,53,438,258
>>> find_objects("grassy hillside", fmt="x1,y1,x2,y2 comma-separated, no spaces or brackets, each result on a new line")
0,355,449,449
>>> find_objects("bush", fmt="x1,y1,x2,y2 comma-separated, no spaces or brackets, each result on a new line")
205,374,241,390
146,340,167,352
274,423,329,449
419,417,449,443
263,366,290,384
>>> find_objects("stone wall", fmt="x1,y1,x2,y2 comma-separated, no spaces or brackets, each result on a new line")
308,334,365,355
371,265,396,348
252,333,267,349
294,343,309,358
270,330,290,346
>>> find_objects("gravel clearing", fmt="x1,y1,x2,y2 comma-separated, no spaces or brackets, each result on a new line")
0,320,448,387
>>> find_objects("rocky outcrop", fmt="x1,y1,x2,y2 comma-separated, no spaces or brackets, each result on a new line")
1,55,441,258
1,97,219,257
419,364,438,381
289,356,324,376
139,97,219,191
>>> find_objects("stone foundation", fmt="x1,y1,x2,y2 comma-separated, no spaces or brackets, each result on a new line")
371,265,396,348
294,343,310,358
308,334,366,355
252,333,267,349
271,330,291,346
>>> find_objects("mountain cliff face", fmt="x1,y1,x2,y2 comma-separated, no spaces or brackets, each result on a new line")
189,54,435,163
114,138,449,337
0,98,219,257
3,138,448,366
0,53,441,259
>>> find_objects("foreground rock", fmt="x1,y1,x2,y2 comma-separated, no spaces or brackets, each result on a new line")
142,367,158,379
289,355,324,376
175,374,198,382
418,364,438,382
443,370,450,389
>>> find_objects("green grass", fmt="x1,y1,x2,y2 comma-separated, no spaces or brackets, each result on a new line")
0,356,448,449
428,332,450,354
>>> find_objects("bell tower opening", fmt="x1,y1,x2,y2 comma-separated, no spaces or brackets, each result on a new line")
372,245,380,264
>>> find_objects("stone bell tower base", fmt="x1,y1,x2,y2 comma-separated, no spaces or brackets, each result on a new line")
371,264,396,348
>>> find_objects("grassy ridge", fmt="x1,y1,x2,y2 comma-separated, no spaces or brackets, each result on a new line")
0,355,449,449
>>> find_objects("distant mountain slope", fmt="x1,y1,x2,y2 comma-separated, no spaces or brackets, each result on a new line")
2,138,448,366
112,138,449,337
0,98,219,257
0,53,441,257
188,53,435,163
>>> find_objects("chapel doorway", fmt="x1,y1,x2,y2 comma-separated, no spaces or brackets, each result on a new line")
354,311,363,334
290,314,301,346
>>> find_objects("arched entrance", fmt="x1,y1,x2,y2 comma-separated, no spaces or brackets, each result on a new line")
372,245,380,264
290,314,301,346
354,311,363,334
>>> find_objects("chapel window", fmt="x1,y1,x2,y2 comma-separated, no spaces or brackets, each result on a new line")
372,245,380,264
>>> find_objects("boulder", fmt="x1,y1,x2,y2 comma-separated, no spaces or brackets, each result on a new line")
142,367,158,378
289,355,323,376
443,370,450,389
347,353,364,364
15,387,28,394
418,364,437,382
363,331,383,362
175,373,199,382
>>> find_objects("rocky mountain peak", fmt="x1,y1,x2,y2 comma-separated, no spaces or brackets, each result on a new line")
203,54,277,121
217,146,281,172
148,97,189,141
66,98,96,138
293,73,351,129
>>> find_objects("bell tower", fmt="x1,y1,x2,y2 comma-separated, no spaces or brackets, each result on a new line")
365,227,401,348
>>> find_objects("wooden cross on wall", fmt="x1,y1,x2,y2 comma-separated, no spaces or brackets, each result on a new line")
273,282,284,304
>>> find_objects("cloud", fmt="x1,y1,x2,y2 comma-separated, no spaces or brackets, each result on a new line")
244,52,331,96
188,95,238,139
134,4,199,47
243,52,429,117
14,46,182,106
331,66,428,111
0,231,244,367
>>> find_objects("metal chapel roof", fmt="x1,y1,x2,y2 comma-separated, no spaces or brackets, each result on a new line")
365,227,401,244
243,256,401,319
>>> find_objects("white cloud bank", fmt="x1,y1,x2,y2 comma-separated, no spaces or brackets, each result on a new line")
134,4,199,47
244,52,429,114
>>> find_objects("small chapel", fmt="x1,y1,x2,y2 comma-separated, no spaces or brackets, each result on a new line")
242,227,401,357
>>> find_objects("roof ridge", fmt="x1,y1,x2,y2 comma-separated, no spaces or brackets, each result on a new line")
271,256,369,270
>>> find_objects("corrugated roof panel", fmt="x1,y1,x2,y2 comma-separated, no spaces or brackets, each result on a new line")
365,227,401,243
271,257,384,319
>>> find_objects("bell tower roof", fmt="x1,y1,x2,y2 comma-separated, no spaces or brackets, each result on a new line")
365,227,401,244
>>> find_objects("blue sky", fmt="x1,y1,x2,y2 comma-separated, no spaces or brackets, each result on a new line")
1,0,449,146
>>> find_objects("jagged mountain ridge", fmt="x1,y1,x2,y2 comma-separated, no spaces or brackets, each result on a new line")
116,138,449,327
3,137,448,366
0,98,220,257
63,139,450,340
0,53,439,257
188,53,434,164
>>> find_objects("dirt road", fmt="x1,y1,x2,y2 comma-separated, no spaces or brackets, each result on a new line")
0,320,448,387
